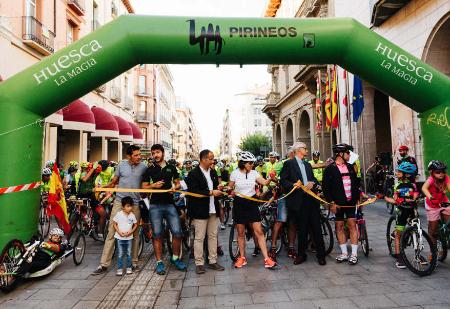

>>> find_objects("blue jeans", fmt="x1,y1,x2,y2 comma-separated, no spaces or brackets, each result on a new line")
116,239,132,269
148,203,183,238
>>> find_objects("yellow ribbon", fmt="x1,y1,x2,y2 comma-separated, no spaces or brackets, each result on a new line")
94,187,208,198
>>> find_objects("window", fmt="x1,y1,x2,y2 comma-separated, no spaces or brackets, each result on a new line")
139,75,146,94
139,100,146,112
66,21,74,44
141,127,147,142
254,119,258,126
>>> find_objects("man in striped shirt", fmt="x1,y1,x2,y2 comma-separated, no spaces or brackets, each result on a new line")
322,144,361,265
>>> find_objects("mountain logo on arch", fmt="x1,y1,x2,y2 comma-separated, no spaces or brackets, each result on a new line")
187,19,224,55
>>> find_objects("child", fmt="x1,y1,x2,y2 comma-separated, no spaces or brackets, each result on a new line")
422,160,450,245
113,196,138,275
385,162,418,269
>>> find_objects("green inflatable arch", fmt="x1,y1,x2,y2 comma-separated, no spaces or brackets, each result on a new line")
0,15,449,248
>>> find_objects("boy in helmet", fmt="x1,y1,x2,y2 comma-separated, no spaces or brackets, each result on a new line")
17,228,67,276
385,162,419,269
309,151,324,184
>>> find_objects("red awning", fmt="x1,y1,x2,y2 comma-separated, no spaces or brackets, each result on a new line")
91,106,119,138
113,116,134,142
46,109,63,126
128,122,144,145
62,100,95,132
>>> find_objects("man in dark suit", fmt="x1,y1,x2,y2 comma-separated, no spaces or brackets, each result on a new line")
280,142,326,265
186,149,225,274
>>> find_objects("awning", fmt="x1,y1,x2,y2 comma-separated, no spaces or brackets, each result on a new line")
45,109,63,126
128,121,144,145
113,116,134,142
91,106,119,138
62,100,95,132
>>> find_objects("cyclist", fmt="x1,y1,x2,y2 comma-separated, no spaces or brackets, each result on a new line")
265,151,283,178
323,143,361,265
94,160,115,238
384,162,419,269
255,156,266,178
422,160,450,246
397,145,418,182
309,151,324,184
228,151,277,269
41,168,52,194
63,166,78,197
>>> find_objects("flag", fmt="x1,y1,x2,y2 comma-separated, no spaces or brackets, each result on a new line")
331,66,339,128
315,70,322,131
324,69,331,130
342,70,348,120
352,75,365,122
48,163,71,234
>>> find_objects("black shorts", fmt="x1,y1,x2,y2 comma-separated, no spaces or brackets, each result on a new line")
395,206,416,231
233,196,261,224
335,206,357,221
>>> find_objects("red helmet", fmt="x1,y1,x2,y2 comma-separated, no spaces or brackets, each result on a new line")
398,145,409,151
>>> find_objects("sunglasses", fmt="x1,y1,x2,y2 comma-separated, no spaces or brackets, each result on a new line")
433,170,445,175
245,162,254,165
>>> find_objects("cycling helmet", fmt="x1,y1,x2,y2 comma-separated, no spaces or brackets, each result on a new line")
237,151,257,162
49,227,64,237
184,159,192,165
268,151,279,158
69,160,78,167
256,155,264,162
216,162,224,169
80,161,89,168
332,143,352,154
427,160,447,172
42,167,52,176
399,145,409,151
98,160,109,171
397,162,417,175
192,160,199,167
45,160,55,168
168,159,177,166
312,151,320,157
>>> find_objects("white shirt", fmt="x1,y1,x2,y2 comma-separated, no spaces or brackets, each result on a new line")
113,210,137,240
200,166,215,214
230,169,259,197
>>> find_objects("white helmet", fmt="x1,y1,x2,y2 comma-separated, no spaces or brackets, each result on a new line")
45,160,55,168
49,227,64,237
42,168,52,176
237,151,257,162
216,162,224,169
268,151,279,157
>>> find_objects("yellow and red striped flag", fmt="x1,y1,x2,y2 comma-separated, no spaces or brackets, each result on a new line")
48,163,71,234
331,66,339,128
325,70,332,130
315,70,322,130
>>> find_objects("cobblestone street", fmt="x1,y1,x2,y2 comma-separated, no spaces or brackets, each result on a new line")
1,201,449,308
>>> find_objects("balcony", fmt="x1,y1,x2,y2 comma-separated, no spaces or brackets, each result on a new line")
266,91,280,106
95,84,106,93
296,0,321,17
371,0,411,27
136,111,151,122
67,0,85,16
110,86,121,103
136,91,152,98
124,96,133,111
22,16,55,55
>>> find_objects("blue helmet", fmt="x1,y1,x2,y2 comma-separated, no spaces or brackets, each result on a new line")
397,162,417,175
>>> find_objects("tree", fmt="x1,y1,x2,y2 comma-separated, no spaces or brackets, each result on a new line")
239,133,271,157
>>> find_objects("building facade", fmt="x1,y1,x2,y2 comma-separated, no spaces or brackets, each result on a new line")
219,109,232,159
263,0,449,178
0,0,142,168
175,100,202,161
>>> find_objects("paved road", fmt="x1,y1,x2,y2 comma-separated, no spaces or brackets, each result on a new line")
1,201,449,308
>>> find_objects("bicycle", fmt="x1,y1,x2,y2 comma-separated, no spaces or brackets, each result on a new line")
38,193,50,238
383,173,395,214
68,198,104,242
436,202,449,262
317,206,334,256
356,207,370,256
386,201,437,276
221,195,233,226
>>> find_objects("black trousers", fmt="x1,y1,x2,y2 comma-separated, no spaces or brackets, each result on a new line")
17,251,51,276
290,203,325,259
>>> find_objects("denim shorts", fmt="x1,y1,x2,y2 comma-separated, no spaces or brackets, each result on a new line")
276,198,287,223
148,203,183,238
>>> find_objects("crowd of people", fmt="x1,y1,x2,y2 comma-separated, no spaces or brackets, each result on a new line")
40,142,448,276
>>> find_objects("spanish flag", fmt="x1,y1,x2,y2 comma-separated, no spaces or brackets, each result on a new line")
48,163,71,234
325,70,332,130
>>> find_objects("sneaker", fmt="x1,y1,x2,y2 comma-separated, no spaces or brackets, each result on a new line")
264,257,277,269
287,248,297,259
234,257,247,268
170,257,187,271
252,247,261,257
131,265,141,272
156,261,166,275
348,255,358,265
208,263,225,271
126,268,132,274
92,266,107,276
217,246,224,256
116,269,123,276
220,223,226,230
396,259,406,269
228,220,234,227
268,248,277,261
335,254,348,263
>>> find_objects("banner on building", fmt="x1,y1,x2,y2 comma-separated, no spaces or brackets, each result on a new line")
315,70,322,131
325,69,332,130
331,65,339,128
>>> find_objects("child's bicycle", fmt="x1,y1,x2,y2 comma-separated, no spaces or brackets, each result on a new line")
0,233,86,292
386,201,437,276
436,202,450,262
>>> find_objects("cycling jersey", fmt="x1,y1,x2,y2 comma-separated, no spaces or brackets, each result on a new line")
255,165,265,177
40,181,50,194
78,171,95,195
95,167,114,187
264,161,283,177
393,179,417,199
309,159,324,182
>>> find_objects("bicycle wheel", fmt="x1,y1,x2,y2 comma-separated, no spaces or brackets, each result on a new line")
39,204,50,238
436,233,448,262
359,223,370,257
385,188,394,214
386,216,396,257
224,205,230,225
228,224,239,262
0,239,25,292
400,226,437,277
321,216,334,255
138,227,145,258
72,232,86,265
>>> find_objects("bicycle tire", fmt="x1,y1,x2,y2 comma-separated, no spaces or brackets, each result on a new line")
386,216,396,257
321,216,334,255
359,223,370,257
72,233,86,265
437,233,448,262
385,188,394,215
224,206,230,225
0,239,25,293
400,227,437,277
228,224,239,262
39,205,50,238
